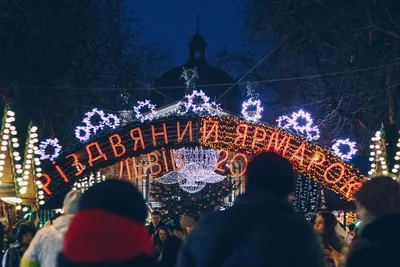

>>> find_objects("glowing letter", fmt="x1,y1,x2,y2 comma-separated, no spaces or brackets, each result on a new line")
52,161,69,182
202,119,219,143
65,154,84,177
307,151,326,171
109,134,126,158
177,121,193,143
215,149,229,173
130,128,145,151
324,163,345,184
290,143,306,166
38,173,52,195
132,157,146,179
234,124,249,146
266,132,291,155
119,159,132,181
86,142,107,167
252,127,267,149
151,123,169,146
147,152,162,176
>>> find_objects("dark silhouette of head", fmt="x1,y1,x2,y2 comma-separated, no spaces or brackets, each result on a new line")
316,212,341,251
354,176,400,217
246,152,295,196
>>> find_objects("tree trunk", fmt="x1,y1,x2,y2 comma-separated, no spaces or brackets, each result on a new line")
386,67,394,124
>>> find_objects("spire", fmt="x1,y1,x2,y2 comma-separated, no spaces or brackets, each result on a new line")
196,14,200,34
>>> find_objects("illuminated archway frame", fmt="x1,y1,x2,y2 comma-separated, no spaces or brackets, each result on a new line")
41,115,365,201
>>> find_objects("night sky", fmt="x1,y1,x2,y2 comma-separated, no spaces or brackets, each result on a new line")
130,0,244,66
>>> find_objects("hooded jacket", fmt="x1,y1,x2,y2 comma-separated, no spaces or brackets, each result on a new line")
20,215,73,267
345,213,400,267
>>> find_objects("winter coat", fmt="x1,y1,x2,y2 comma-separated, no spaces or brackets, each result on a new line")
20,215,74,267
155,236,182,267
345,213,400,267
2,241,25,267
149,222,165,236
177,189,324,267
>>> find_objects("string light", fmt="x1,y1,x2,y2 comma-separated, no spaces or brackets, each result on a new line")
73,172,106,193
241,98,263,122
82,108,108,133
38,138,62,161
332,139,358,160
174,90,221,116
75,126,91,142
277,110,320,141
134,100,157,122
103,114,120,129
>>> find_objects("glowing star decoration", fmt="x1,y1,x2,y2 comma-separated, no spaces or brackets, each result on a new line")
157,147,226,193
332,139,358,161
241,98,263,122
82,108,108,134
277,109,320,141
75,126,91,142
134,100,157,122
38,138,62,161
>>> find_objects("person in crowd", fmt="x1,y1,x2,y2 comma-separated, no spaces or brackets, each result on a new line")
153,226,182,267
314,212,344,267
58,179,156,267
345,176,400,267
2,224,35,267
0,223,4,263
149,211,164,235
177,152,324,267
21,190,82,267
174,215,195,241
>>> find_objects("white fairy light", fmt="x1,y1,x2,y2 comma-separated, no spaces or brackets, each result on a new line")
277,110,320,141
75,126,91,142
82,108,108,134
241,98,263,122
134,100,157,122
331,139,358,160
103,113,120,129
38,138,62,161
174,90,220,116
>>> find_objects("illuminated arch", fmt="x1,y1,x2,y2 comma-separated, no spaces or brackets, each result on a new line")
41,115,365,201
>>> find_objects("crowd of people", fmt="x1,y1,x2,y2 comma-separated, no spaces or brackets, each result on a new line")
0,151,399,266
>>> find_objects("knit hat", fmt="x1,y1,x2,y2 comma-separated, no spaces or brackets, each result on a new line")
180,215,195,229
246,152,295,195
63,190,82,215
58,179,156,267
354,176,400,216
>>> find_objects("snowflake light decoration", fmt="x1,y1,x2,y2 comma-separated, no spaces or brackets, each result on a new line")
38,138,62,161
103,113,120,129
332,139,358,160
175,101,190,116
186,90,210,113
82,108,108,134
208,101,222,116
134,100,157,122
277,109,320,141
241,98,263,122
75,126,91,142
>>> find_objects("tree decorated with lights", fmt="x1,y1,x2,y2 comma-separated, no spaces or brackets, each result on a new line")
150,178,240,220
368,124,400,179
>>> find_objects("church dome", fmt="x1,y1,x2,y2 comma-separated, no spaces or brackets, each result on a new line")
153,33,242,114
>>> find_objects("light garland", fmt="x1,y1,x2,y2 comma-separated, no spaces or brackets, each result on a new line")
82,108,108,134
174,90,221,116
73,172,106,193
332,139,358,161
75,126,91,142
277,110,320,141
38,138,62,161
200,115,365,200
75,108,121,142
134,100,157,122
241,98,263,122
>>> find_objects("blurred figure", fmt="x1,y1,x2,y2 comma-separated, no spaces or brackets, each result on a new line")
174,215,195,241
153,226,181,267
177,152,324,267
149,211,164,235
314,212,344,267
58,179,156,267
2,224,35,267
21,190,82,267
346,176,400,267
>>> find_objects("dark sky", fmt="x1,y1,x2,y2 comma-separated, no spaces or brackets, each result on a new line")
130,0,244,67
